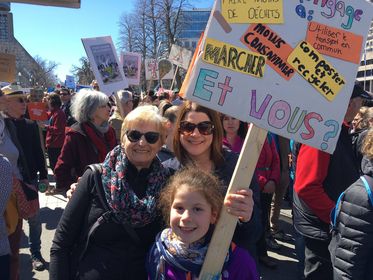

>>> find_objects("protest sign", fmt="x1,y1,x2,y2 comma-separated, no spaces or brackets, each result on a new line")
145,58,174,81
0,53,15,83
65,75,75,89
168,44,192,70
27,102,48,121
184,0,373,154
120,52,141,86
82,36,128,96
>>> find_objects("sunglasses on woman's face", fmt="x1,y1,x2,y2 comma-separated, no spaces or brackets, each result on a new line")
125,130,160,144
179,121,214,136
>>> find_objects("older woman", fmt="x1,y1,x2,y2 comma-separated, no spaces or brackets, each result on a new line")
53,89,117,194
50,105,170,279
163,101,261,257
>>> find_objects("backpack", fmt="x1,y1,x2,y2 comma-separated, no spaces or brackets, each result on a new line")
330,175,373,231
78,164,141,261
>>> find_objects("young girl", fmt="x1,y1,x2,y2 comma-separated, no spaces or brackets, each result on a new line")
147,168,259,280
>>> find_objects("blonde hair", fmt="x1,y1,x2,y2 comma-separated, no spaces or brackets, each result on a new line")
121,105,167,144
362,128,373,159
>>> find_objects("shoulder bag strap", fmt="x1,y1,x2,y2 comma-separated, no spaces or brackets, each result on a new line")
361,175,373,207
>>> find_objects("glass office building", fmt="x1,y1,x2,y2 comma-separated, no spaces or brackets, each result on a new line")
357,21,373,94
179,8,211,51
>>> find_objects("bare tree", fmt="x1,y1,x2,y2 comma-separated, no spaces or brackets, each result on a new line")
30,55,59,88
71,57,95,85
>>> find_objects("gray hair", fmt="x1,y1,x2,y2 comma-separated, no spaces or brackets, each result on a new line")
71,89,109,123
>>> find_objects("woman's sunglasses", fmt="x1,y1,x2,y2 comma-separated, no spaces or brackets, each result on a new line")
179,121,214,136
125,130,160,144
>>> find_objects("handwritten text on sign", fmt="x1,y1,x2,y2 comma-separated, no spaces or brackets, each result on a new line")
288,41,345,102
203,37,266,78
192,67,339,151
221,0,284,24
306,21,363,64
241,23,295,80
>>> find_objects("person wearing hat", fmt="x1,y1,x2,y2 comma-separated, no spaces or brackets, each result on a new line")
1,84,49,273
292,84,371,279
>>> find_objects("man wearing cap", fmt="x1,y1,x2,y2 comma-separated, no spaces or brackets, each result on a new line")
292,84,371,279
1,84,49,272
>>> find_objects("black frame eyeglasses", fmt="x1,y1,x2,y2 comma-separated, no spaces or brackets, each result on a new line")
179,121,215,136
125,130,160,144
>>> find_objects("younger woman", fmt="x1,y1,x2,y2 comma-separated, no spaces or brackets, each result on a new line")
147,168,259,280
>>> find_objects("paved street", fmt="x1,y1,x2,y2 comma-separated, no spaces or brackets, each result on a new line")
20,190,300,280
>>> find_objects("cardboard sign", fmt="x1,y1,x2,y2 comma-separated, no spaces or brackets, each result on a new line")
0,53,16,83
145,59,174,81
27,102,48,121
241,23,295,80
288,41,346,101
203,38,266,78
120,52,141,86
221,0,284,24
183,0,373,153
82,36,128,96
306,21,363,64
168,44,192,70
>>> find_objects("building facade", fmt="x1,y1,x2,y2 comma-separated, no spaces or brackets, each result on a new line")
179,8,211,51
356,21,373,94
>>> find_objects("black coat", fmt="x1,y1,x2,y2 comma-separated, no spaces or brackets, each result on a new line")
50,164,165,280
329,157,373,279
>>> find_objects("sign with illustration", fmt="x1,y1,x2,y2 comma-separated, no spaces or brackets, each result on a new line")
168,44,192,70
82,36,128,96
145,58,174,80
120,52,141,86
183,0,373,153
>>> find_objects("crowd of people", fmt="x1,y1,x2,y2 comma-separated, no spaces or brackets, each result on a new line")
0,80,372,280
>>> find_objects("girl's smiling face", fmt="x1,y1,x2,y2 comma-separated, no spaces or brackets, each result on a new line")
170,184,217,245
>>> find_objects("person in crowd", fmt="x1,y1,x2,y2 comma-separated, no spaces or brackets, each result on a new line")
157,105,180,163
351,106,373,171
1,84,49,274
59,88,75,126
50,105,253,279
293,84,371,279
270,136,292,243
171,88,183,106
255,132,281,268
162,101,260,258
91,80,99,91
147,168,259,279
45,93,66,172
0,91,13,280
350,106,368,133
158,99,172,117
109,89,133,143
329,128,373,279
221,114,247,153
53,89,117,194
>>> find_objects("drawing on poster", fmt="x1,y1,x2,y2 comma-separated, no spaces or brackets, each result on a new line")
123,55,139,78
90,43,121,84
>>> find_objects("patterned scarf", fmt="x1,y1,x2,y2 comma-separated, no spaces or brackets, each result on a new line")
148,227,233,279
101,145,169,228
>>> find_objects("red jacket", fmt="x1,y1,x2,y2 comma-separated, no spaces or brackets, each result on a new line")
54,122,116,191
256,137,280,191
45,108,66,148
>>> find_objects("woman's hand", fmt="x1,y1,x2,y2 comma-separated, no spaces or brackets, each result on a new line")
66,177,81,200
224,189,253,223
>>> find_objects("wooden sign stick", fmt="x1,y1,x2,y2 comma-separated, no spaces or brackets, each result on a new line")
199,124,267,280
170,65,179,90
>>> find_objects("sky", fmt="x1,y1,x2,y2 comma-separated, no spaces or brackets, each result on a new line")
11,0,214,84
